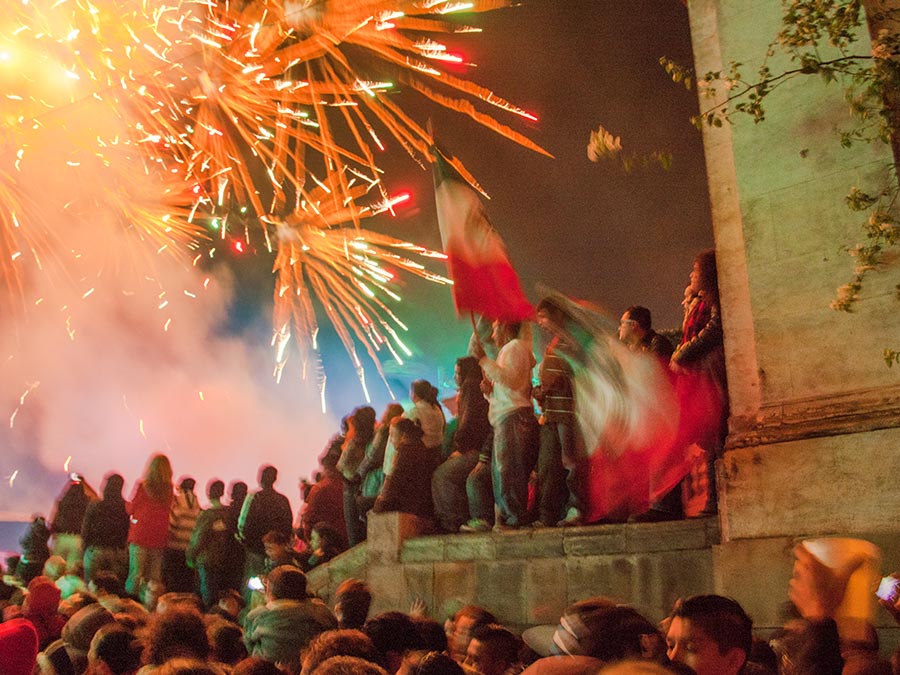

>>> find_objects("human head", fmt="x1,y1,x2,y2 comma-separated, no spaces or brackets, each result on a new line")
233,658,283,675
535,298,567,332
143,454,174,502
101,474,125,501
208,619,247,665
178,477,196,493
690,249,718,296
207,480,225,502
314,656,388,675
411,380,440,407
216,589,246,621
619,306,651,345
390,417,425,447
363,611,425,672
301,629,381,675
262,530,291,561
88,623,143,675
0,618,39,675
454,356,482,387
311,523,343,555
666,595,752,675
410,652,464,675
465,624,521,675
266,565,308,601
448,605,497,662
523,599,658,661
144,609,210,665
334,579,372,630
414,617,449,654
229,481,248,504
380,403,405,427
350,406,378,444
490,321,521,348
259,465,278,489
88,571,125,597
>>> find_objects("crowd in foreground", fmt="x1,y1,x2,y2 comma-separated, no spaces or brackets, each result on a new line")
3,518,900,675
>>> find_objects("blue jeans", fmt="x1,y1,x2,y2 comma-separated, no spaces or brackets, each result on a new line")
491,407,539,527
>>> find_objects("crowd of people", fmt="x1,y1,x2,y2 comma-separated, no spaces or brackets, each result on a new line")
0,247,757,671
2,510,899,675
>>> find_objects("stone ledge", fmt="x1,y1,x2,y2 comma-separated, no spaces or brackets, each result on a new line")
727,384,900,449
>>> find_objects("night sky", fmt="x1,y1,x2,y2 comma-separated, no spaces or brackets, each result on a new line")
312,0,715,410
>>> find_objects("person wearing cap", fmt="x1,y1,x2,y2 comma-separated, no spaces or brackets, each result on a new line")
521,598,663,675
164,476,201,593
665,595,751,675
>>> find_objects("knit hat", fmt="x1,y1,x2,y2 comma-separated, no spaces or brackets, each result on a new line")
0,618,39,675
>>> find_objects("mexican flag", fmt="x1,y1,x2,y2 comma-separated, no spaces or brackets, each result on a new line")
432,146,533,322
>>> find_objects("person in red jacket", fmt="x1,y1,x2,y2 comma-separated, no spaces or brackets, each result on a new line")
125,453,174,598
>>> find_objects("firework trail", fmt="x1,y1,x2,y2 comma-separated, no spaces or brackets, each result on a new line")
0,0,546,395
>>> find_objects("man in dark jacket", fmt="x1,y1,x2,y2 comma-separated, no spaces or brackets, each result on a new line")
238,465,293,583
81,474,130,584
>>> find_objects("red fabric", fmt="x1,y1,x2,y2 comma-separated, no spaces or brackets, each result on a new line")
23,576,65,649
0,618,39,675
127,482,173,549
434,150,532,322
299,471,347,547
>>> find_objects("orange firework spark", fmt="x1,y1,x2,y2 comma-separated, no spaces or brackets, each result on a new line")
1,0,546,392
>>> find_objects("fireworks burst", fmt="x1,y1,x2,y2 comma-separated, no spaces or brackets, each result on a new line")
1,0,546,394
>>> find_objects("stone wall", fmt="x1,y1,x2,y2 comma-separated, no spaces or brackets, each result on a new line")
309,513,717,630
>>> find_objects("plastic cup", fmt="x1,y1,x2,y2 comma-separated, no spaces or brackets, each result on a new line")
801,537,882,623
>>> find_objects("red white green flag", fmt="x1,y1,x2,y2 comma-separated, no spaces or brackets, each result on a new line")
432,146,533,322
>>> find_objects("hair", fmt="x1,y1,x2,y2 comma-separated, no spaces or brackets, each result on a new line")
455,356,483,384
470,624,521,667
350,407,377,446
415,652,465,675
143,454,174,503
624,306,652,332
267,565,308,601
302,629,381,674
207,480,225,502
179,477,196,491
89,623,143,675
233,657,283,675
312,656,388,675
414,617,449,654
693,249,719,296
380,403,405,426
411,380,440,407
208,620,247,665
102,474,125,501
535,297,567,321
454,605,497,630
390,417,425,443
670,595,752,657
363,611,424,661
144,609,210,665
90,570,125,596
311,523,344,556
259,465,278,488
229,481,248,503
153,658,226,675
261,530,290,547
335,579,372,630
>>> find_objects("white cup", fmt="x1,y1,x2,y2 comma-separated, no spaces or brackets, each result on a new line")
801,537,882,623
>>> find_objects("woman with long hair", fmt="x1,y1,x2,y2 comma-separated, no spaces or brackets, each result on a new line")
670,249,727,516
125,453,174,596
337,406,377,546
372,418,439,521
